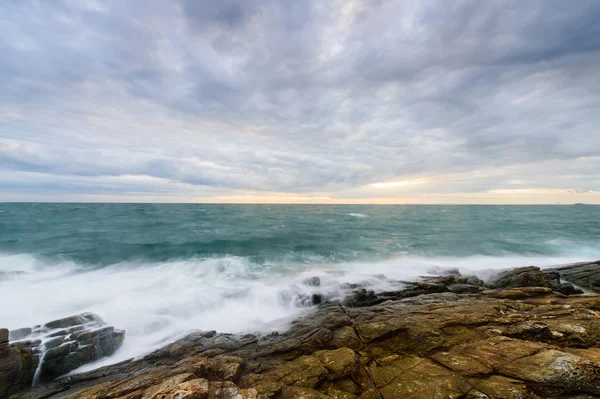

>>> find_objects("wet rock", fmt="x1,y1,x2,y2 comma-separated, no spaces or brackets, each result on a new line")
447,284,484,294
0,341,40,398
556,283,584,295
545,261,600,292
1,312,125,393
342,289,380,307
426,266,461,276
303,277,321,287
8,328,32,342
43,316,86,330
0,328,8,344
543,270,562,289
457,275,485,286
543,270,585,296
487,266,548,289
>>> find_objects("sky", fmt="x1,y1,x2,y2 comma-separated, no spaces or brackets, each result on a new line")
1,0,599,204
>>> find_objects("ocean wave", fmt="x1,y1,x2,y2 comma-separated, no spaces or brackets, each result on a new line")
348,213,368,218
2,250,600,371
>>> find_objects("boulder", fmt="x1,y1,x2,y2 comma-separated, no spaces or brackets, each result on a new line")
0,313,124,395
487,266,548,289
543,270,584,295
545,261,600,292
0,340,40,398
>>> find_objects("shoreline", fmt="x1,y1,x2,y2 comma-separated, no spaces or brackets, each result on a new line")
2,260,600,398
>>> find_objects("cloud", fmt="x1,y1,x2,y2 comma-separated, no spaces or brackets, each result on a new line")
0,0,599,203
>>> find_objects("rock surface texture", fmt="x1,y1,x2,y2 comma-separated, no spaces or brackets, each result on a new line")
4,261,600,399
0,313,125,398
545,261,600,293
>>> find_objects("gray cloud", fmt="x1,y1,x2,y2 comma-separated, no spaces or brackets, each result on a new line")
1,0,599,201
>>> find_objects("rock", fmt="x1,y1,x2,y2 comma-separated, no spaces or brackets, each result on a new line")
431,336,547,376
281,386,329,399
262,355,328,388
314,348,359,380
557,283,584,295
426,266,461,276
7,263,600,399
483,286,555,299
499,349,600,395
0,341,40,398
371,357,472,399
487,266,548,289
143,373,209,399
447,284,484,294
543,270,585,295
303,277,321,287
545,261,600,292
469,375,531,399
543,270,562,290
8,328,32,342
194,356,244,382
0,328,8,344
0,312,124,394
342,289,380,307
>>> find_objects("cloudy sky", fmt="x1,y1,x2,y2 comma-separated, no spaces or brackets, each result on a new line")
1,0,599,203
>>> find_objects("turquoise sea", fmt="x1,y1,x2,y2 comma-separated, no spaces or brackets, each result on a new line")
1,203,599,368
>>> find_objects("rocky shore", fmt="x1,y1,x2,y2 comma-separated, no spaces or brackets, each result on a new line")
2,261,600,399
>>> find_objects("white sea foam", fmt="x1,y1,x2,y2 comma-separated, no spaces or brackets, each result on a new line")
1,250,599,372
348,213,368,218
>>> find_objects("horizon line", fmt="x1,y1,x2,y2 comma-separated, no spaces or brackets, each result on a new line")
0,201,596,206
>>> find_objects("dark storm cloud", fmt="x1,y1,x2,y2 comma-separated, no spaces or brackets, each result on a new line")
1,0,599,201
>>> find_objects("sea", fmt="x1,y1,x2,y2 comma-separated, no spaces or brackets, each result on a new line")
1,203,599,370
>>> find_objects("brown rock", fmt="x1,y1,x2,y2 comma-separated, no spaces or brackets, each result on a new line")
314,348,359,380
487,266,548,289
499,349,600,395
263,355,328,388
374,357,472,399
193,356,244,382
431,336,547,375
485,287,554,299
143,373,208,399
280,386,330,399
469,375,533,399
